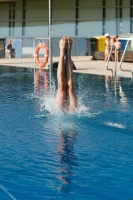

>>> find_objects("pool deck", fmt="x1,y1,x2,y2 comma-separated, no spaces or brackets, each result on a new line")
0,56,133,78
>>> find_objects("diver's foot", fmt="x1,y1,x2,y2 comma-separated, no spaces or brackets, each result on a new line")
59,37,67,56
67,37,72,53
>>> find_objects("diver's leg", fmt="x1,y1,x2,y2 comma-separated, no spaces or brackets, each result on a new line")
66,38,77,110
56,37,67,108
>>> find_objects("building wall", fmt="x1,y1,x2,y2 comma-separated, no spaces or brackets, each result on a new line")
0,0,133,38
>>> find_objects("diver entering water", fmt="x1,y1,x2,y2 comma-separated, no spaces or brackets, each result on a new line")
56,37,77,112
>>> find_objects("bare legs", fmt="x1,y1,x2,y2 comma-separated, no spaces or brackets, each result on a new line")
56,37,77,111
66,38,77,110
111,50,119,62
104,48,110,62
56,37,67,110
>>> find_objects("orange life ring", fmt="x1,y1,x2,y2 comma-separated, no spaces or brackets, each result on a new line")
34,43,49,68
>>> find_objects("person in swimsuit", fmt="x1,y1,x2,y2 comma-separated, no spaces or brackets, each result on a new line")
104,33,110,62
114,36,121,62
5,40,12,58
56,37,77,112
111,36,121,62
110,37,116,61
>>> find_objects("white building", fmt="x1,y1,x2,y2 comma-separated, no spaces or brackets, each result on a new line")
0,0,132,57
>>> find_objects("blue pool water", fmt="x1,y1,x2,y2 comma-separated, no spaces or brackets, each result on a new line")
0,66,133,200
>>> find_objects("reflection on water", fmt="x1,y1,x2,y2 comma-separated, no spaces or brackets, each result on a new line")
34,70,78,193
57,125,78,192
34,69,48,91
34,69,51,112
105,75,128,107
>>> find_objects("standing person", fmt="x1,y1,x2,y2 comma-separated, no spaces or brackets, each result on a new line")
56,37,77,112
111,36,121,62
12,48,15,58
104,33,110,62
5,40,12,58
110,37,116,61
114,36,121,62
110,37,115,47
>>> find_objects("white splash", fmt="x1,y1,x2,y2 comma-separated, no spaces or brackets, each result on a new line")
33,76,100,118
105,122,125,129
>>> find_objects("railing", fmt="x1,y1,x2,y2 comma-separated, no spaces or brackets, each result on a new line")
119,37,133,81
106,37,133,81
106,45,117,78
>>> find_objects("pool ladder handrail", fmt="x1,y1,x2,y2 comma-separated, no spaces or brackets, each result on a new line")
106,45,117,78
118,39,133,81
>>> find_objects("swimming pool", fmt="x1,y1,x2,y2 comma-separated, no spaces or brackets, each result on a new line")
0,66,133,200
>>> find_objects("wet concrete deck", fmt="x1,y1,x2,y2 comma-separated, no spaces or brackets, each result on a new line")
0,56,133,78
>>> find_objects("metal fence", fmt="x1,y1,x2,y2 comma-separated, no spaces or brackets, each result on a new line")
0,37,94,59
